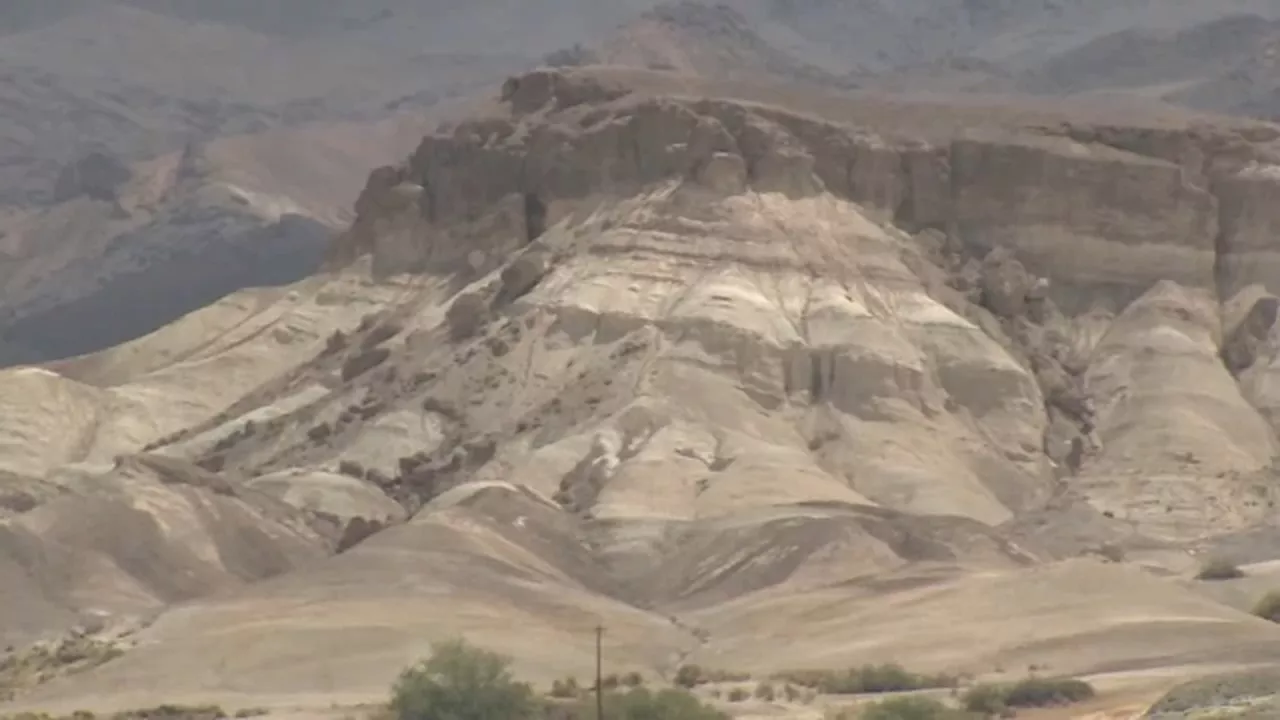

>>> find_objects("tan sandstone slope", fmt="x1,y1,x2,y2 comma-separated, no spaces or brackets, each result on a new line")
9,66,1280,714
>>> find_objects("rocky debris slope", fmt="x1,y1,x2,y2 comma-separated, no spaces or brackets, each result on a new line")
10,67,1280,712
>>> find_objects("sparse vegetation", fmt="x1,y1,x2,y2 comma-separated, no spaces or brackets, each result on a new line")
335,516,386,553
958,684,1006,716
674,664,702,688
1253,590,1280,622
379,641,724,720
0,706,236,720
389,639,537,720
673,664,751,688
961,676,1094,715
754,682,775,701
111,705,228,719
839,696,982,720
726,688,749,702
1196,557,1245,581
775,665,956,695
0,635,127,701
548,676,581,698
1095,542,1125,563
597,687,726,720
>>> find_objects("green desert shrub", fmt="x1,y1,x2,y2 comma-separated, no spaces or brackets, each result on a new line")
110,706,228,720
855,696,983,720
674,664,703,688
962,676,1094,714
672,664,749,688
1002,676,1094,707
545,687,726,720
1196,558,1245,581
607,687,727,720
958,683,1007,716
389,639,537,720
548,676,580,699
1253,590,1280,623
776,665,956,695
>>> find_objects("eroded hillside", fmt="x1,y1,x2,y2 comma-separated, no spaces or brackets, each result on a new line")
7,67,1280,715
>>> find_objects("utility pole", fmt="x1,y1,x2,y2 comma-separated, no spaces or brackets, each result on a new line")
595,624,605,720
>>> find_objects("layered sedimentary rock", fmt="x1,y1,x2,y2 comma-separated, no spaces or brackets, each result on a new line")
323,67,1280,541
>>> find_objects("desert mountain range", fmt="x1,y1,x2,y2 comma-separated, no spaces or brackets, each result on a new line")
8,2,1280,718
7,0,1280,364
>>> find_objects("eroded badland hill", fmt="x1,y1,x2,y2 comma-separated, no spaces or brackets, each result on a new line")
5,62,1280,717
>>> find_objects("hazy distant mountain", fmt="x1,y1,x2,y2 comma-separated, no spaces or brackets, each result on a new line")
5,0,1280,366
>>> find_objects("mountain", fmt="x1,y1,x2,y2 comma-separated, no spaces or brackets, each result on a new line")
14,2,1280,717
1013,14,1280,119
0,2,527,366
851,7,1280,119
10,0,1280,368
0,113,451,365
3,65,1280,716
577,2,854,88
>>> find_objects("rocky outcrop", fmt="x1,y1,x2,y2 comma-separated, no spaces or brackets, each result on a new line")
331,68,1280,311
323,67,1280,540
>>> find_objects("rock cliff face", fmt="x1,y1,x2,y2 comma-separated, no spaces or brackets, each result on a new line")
336,69,1280,307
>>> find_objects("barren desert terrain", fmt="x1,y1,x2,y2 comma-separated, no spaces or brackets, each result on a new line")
7,3,1280,720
